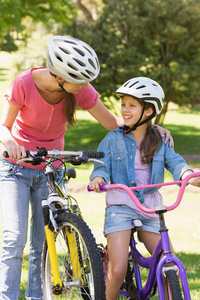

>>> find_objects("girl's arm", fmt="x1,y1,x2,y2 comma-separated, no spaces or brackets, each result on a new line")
0,100,26,159
88,98,174,146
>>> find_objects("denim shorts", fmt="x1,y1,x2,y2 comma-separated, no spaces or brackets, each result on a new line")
104,205,160,238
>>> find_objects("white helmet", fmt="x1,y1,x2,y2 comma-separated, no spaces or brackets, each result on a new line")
47,36,100,84
116,77,164,114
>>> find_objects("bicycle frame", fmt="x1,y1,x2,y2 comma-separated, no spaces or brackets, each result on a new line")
94,171,200,299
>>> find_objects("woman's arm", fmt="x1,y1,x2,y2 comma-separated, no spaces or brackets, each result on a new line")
87,98,124,130
153,124,174,147
0,100,26,159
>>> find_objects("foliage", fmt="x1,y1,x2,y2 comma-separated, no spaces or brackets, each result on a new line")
73,0,200,124
0,0,77,51
4,0,200,124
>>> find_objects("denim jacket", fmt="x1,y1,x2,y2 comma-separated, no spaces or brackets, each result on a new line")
90,127,192,203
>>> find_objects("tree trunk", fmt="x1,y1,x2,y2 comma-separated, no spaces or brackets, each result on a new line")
74,0,94,21
154,101,169,126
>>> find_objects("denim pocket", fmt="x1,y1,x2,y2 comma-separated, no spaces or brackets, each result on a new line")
0,159,16,178
111,152,127,174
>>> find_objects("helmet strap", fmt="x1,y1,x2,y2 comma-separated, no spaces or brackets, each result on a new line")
120,106,156,134
58,81,67,93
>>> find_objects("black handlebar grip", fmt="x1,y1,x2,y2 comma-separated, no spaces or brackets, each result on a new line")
3,150,30,159
84,151,105,159
3,151,9,158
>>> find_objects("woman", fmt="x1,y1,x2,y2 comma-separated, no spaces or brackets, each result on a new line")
0,36,172,299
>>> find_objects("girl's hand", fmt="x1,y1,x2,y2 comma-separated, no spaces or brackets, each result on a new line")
153,124,174,147
89,176,105,192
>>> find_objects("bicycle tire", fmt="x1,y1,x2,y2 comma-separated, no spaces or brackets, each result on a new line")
165,270,183,300
41,212,106,300
118,262,138,300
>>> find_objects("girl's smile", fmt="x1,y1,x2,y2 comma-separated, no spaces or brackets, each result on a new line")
121,96,143,126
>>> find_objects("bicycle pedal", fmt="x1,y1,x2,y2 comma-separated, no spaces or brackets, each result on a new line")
52,284,63,295
97,243,109,280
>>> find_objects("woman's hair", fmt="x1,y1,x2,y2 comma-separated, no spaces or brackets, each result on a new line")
65,93,77,126
50,72,77,126
139,101,162,164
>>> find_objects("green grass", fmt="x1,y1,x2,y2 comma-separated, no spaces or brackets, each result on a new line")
0,51,200,298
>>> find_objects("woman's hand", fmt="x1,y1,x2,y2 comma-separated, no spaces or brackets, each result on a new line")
181,170,200,187
188,177,200,187
2,139,26,160
153,124,174,147
89,176,105,192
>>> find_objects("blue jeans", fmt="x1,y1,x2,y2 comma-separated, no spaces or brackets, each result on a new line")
0,158,63,300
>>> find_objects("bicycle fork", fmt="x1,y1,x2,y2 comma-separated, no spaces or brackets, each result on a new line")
41,195,84,293
42,196,63,291
156,213,191,300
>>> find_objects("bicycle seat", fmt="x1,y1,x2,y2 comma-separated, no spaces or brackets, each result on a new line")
132,220,142,228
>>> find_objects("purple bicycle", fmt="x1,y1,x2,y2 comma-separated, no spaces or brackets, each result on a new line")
89,171,200,299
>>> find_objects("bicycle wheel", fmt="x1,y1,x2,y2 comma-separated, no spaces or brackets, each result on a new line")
166,270,183,300
118,262,138,300
42,212,105,300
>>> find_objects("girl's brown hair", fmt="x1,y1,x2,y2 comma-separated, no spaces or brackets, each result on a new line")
139,101,162,164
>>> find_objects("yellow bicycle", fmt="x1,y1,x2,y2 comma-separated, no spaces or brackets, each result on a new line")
5,147,105,299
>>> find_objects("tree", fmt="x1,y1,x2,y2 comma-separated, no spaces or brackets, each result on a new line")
74,0,200,124
0,0,76,51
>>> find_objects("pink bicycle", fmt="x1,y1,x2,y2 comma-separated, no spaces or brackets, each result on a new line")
88,171,200,299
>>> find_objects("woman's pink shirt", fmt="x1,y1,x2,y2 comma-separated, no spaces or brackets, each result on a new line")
1,68,99,169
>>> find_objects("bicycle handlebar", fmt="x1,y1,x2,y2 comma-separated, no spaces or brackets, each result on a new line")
87,171,200,213
3,148,105,166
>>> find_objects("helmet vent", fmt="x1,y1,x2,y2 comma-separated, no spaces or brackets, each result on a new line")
83,46,93,56
96,58,100,68
73,47,85,56
129,81,139,88
143,93,151,96
64,40,77,45
67,63,78,71
73,58,86,67
136,85,145,89
88,58,96,69
124,81,130,87
69,73,80,79
86,70,95,76
59,47,70,55
56,55,63,62
81,72,90,79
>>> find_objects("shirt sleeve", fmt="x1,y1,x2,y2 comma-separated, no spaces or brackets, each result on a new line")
163,140,193,180
90,134,111,183
75,83,99,110
4,74,25,108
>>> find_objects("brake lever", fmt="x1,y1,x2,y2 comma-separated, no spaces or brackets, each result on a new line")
88,158,104,164
17,156,45,165
17,157,34,164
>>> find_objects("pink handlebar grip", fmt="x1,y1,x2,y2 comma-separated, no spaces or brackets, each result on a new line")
87,182,108,192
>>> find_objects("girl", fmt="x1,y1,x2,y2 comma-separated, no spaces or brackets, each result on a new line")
89,77,200,300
